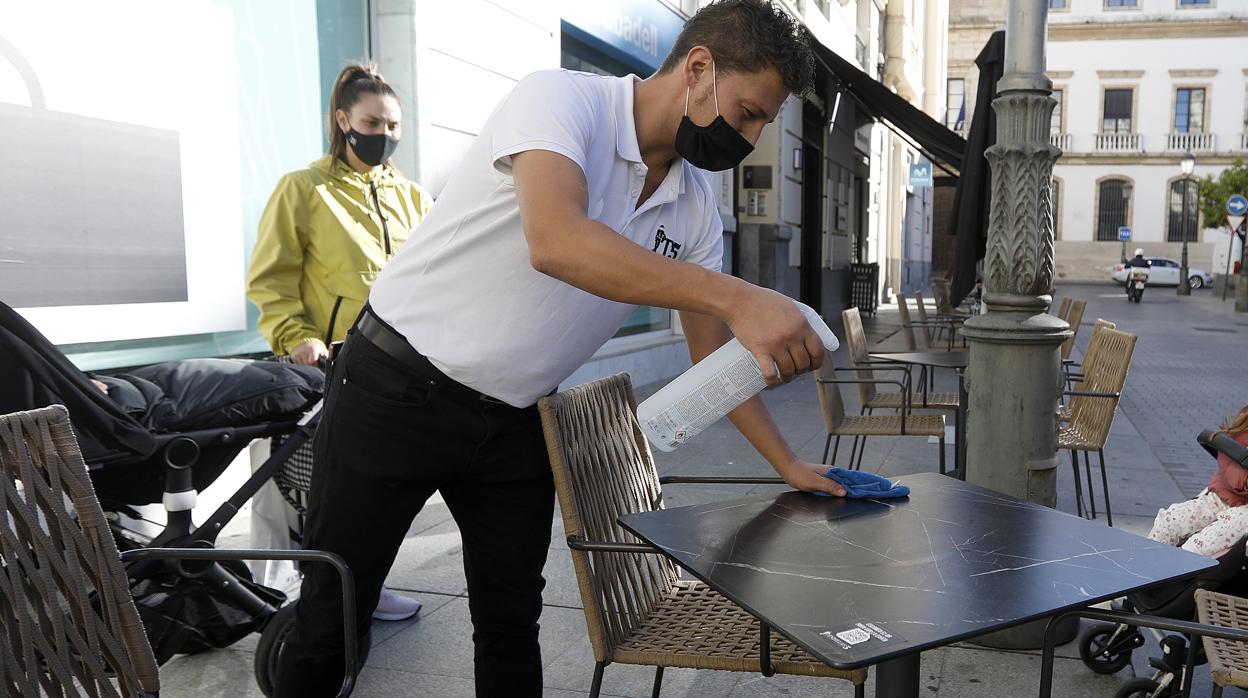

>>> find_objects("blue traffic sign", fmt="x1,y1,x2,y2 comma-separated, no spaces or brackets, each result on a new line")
1228,195,1248,216
1117,227,1132,242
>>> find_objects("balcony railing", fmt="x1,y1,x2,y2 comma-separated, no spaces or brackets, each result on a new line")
1095,132,1142,153
1049,132,1071,151
1167,132,1216,153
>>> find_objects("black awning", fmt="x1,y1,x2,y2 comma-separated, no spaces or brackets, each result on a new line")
809,34,966,173
948,31,1005,306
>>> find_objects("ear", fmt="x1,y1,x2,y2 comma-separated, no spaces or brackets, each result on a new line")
682,46,713,88
334,108,351,134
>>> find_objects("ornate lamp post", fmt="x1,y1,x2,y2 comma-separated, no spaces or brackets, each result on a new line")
1177,152,1196,296
963,0,1073,648
964,0,1068,508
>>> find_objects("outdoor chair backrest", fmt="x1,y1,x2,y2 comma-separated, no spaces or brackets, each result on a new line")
1060,299,1087,360
932,279,953,314
0,405,160,698
1068,328,1136,450
894,295,919,351
911,292,938,348
841,308,880,405
537,374,679,664
814,362,848,432
1076,319,1117,386
1056,297,1072,321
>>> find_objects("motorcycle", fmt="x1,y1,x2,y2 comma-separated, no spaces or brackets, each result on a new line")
1125,268,1148,303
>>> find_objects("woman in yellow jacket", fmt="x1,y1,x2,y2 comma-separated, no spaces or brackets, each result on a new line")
248,63,431,366
246,64,431,622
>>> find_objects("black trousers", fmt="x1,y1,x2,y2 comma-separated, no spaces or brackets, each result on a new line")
273,330,555,697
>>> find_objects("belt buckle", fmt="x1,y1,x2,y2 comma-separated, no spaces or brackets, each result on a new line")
479,393,507,405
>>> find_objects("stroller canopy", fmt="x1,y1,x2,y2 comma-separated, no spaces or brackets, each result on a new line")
0,301,323,467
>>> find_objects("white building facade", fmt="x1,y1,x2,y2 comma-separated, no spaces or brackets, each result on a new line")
949,0,1248,284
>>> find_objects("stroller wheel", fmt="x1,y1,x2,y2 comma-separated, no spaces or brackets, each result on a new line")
254,603,298,696
253,601,371,696
1079,622,1137,674
1113,677,1176,698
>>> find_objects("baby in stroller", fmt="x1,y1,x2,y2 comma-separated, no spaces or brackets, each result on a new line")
1148,404,1248,559
1078,406,1248,697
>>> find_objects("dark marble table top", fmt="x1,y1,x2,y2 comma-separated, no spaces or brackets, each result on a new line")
619,473,1215,670
870,351,969,370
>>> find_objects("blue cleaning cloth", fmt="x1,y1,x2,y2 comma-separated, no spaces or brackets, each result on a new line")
817,467,910,499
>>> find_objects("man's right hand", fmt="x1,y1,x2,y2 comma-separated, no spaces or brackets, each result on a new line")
290,339,330,366
726,286,824,385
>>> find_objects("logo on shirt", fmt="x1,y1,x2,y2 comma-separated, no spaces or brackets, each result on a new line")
652,226,681,260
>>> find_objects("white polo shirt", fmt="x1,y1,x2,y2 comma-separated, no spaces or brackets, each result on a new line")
369,69,724,407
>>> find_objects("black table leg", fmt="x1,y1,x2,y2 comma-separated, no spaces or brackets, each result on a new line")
875,651,921,698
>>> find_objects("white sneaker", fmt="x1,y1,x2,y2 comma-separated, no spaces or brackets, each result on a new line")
373,587,422,621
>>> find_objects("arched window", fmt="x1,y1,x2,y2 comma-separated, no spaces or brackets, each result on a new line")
1167,179,1199,242
1096,178,1132,241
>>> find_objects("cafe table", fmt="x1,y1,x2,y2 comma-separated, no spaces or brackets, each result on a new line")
869,350,970,478
619,473,1216,698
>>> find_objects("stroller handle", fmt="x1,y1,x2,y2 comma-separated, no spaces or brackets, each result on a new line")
1198,430,1248,468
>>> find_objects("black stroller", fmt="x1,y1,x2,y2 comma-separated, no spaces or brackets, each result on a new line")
0,300,357,696
1076,429,1248,698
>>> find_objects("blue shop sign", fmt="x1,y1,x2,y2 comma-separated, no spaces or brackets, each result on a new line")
909,162,933,188
562,0,686,72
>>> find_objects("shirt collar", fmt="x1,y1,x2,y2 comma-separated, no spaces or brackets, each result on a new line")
616,74,643,164
616,74,687,197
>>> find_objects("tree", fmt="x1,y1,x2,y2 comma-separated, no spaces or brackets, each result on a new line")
1199,158,1248,226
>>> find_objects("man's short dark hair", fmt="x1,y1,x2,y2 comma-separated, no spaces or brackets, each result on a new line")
657,0,815,98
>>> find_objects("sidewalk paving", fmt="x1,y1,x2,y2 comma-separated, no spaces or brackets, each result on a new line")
163,283,1247,697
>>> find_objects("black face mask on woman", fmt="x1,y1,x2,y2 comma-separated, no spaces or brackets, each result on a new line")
347,128,399,166
674,61,754,172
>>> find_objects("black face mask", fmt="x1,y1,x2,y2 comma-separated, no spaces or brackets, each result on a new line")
675,62,754,172
346,128,399,166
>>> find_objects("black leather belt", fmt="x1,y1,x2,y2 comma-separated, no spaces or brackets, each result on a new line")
355,307,510,405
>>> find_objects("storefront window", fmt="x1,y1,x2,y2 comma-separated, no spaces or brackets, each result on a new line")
0,0,369,370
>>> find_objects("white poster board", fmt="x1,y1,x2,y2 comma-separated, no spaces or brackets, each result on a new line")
0,1,245,344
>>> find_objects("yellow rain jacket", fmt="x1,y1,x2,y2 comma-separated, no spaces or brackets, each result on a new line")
246,155,432,355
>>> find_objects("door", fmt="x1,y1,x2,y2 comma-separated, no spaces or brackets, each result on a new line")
1149,258,1177,285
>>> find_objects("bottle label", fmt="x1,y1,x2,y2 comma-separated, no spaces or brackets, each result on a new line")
636,301,839,452
639,342,765,451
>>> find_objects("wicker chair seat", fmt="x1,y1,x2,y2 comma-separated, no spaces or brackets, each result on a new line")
613,580,865,682
838,414,945,437
1058,423,1105,451
1197,589,1248,688
865,391,959,411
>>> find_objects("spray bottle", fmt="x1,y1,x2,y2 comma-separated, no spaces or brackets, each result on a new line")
637,301,839,452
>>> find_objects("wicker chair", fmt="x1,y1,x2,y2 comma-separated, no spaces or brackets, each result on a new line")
931,278,954,315
1059,298,1087,362
815,362,946,473
840,309,957,463
1061,318,1116,407
896,294,958,356
912,291,962,351
538,374,867,698
1055,296,1072,321
0,405,358,698
1058,328,1137,526
1197,589,1248,697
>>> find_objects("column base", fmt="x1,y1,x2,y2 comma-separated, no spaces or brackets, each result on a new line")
967,615,1079,650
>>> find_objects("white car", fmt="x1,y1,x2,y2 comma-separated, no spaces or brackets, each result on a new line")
1111,257,1215,289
